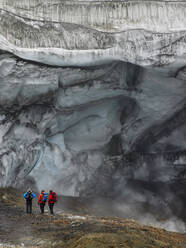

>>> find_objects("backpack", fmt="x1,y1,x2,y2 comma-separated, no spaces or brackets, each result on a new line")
52,192,57,203
41,192,48,202
26,192,32,200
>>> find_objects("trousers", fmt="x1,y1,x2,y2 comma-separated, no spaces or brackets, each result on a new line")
48,203,54,214
26,200,32,214
40,203,45,214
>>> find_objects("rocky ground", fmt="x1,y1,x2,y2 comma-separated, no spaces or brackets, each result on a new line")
0,188,186,248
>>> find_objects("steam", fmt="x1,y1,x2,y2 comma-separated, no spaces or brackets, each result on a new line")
115,201,186,233
111,154,186,233
139,215,186,233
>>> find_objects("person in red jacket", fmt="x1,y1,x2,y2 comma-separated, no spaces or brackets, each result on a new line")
48,190,57,215
38,190,48,214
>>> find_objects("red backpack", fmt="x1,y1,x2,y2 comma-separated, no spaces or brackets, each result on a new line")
52,192,57,202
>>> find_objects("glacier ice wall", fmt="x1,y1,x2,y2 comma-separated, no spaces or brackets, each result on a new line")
1,0,186,32
0,0,186,219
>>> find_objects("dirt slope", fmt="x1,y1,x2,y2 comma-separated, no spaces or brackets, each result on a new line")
0,188,186,248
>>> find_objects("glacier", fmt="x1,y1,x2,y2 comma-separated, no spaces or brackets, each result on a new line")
0,0,186,222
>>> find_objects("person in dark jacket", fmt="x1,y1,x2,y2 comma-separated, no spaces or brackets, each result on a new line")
24,189,35,214
48,190,57,215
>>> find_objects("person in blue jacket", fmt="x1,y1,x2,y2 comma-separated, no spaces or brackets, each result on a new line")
24,189,35,214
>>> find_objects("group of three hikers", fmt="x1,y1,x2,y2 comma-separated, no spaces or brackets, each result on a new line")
24,189,57,215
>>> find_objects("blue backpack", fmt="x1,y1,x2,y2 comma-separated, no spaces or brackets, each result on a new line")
42,192,48,202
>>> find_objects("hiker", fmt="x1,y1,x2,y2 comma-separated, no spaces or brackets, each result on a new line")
48,190,57,215
38,190,48,214
24,189,35,214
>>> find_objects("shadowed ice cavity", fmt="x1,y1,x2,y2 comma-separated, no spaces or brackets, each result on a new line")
0,56,186,196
